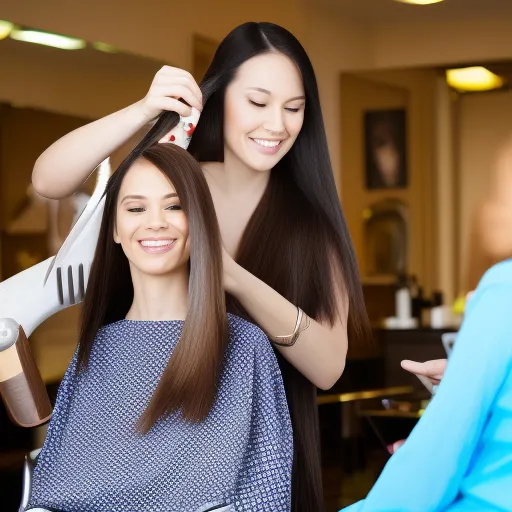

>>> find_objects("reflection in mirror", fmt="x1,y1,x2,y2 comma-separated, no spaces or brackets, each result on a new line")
0,25,170,275
364,199,409,278
0,25,174,433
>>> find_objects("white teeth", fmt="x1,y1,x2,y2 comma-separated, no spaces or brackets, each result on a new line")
252,138,281,148
140,240,174,247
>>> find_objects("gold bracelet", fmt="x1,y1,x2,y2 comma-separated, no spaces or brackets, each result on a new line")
296,312,311,342
269,307,307,347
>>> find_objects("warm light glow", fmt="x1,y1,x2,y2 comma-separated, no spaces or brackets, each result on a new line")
446,67,505,92
10,28,86,50
0,20,13,40
93,42,119,53
394,0,444,4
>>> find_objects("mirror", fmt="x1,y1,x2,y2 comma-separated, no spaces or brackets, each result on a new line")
0,24,219,398
340,61,512,301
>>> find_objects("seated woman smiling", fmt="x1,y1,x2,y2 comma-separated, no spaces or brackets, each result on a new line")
25,144,293,512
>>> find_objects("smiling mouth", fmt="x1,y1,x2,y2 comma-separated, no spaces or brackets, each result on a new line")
139,239,176,254
140,239,175,247
250,138,283,148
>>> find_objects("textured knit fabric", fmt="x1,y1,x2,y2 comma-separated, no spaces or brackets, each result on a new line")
26,314,293,512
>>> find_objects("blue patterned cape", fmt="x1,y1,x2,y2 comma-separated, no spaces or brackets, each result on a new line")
26,314,293,511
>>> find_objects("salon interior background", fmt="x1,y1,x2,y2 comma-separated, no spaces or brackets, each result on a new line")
2,0,512,509
3,0,512,304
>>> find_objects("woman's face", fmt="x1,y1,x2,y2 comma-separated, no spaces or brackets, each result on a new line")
223,52,306,172
114,158,190,277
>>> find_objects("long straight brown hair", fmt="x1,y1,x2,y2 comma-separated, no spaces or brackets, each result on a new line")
118,22,371,512
78,143,228,429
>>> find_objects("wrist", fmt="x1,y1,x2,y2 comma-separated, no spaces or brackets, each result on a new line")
129,100,157,128
224,258,244,296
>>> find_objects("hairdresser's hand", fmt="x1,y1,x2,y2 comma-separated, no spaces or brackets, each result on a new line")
136,66,203,123
401,359,447,392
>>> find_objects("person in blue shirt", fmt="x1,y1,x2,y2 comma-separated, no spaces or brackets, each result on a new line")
343,258,512,512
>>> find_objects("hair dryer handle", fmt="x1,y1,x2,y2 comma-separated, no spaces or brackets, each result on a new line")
0,318,52,427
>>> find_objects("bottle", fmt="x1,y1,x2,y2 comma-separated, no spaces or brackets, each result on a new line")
395,274,412,321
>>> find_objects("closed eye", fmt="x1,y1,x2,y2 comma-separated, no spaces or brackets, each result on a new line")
127,207,145,213
250,99,302,113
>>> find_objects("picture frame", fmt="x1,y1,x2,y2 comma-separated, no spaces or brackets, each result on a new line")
364,109,408,190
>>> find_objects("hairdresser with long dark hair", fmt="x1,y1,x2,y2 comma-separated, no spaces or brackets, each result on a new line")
32,22,370,511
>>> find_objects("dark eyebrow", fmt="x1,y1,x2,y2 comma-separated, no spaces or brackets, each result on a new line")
246,87,305,102
121,193,178,203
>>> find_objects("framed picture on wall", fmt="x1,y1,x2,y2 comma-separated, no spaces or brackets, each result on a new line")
364,108,408,189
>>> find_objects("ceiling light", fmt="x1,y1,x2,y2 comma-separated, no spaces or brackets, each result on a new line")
394,0,444,5
0,20,13,40
10,28,86,50
446,67,505,92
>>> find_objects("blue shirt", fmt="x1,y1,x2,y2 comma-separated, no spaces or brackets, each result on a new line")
343,259,512,512
26,314,293,512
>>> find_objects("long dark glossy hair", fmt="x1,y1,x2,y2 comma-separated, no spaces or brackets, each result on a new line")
119,21,371,512
78,143,228,429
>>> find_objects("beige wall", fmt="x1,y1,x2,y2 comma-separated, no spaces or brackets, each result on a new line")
4,1,512,190
340,69,437,292
374,19,512,69
305,7,373,187
457,90,512,292
1,0,308,69
434,77,457,303
0,42,163,120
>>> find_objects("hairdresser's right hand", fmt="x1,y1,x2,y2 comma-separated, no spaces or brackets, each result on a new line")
137,66,203,122
401,358,447,392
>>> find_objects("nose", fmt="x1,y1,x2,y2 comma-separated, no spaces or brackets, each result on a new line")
146,208,169,231
263,106,286,135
